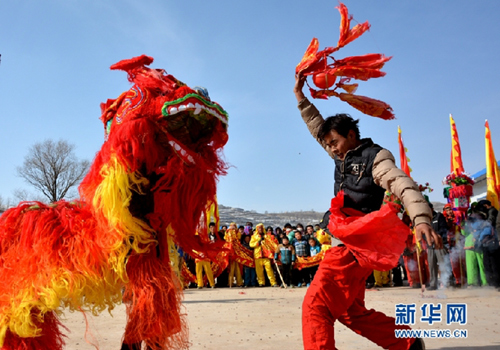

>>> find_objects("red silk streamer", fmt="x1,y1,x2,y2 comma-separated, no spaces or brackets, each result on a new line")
296,3,394,120
327,192,409,270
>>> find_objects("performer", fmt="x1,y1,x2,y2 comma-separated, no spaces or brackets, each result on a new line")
249,223,279,287
224,222,244,287
194,255,215,289
444,204,467,287
402,213,430,289
294,73,440,350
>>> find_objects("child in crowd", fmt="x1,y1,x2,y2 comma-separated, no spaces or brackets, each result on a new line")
305,225,315,241
243,225,253,236
241,234,257,287
293,230,310,287
275,236,296,287
309,237,321,256
308,238,321,282
238,225,245,237
275,227,283,240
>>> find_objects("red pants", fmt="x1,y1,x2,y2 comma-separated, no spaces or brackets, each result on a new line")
302,246,414,350
403,251,429,287
449,247,466,285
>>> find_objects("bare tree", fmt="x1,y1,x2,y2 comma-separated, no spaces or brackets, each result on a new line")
0,195,10,213
12,189,46,203
17,140,90,203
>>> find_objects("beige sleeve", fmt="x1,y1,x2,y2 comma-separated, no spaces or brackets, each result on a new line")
298,98,335,159
372,149,432,227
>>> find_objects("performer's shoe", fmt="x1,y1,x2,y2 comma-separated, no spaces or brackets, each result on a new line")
272,284,280,288
409,338,425,350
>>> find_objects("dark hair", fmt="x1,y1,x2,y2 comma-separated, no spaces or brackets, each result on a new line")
266,226,273,232
318,114,360,141
209,222,216,228
478,199,491,207
238,225,244,230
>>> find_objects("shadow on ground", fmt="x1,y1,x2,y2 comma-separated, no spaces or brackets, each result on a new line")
183,298,267,304
435,346,500,350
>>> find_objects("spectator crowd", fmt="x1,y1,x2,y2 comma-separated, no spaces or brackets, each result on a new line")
178,199,500,292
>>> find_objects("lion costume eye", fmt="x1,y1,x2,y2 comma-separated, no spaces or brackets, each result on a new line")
193,86,211,101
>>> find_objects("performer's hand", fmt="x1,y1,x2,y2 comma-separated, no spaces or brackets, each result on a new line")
415,223,443,249
294,71,306,102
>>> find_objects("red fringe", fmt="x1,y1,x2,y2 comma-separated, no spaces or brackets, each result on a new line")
336,3,371,49
1,311,67,350
338,92,395,120
0,201,116,305
122,251,188,349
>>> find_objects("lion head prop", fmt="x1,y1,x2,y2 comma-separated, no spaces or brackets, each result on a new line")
0,55,228,350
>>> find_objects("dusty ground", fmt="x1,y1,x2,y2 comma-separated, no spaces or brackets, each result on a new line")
62,286,500,350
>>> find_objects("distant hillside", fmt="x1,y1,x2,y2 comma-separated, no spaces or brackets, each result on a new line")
218,205,324,228
218,201,447,228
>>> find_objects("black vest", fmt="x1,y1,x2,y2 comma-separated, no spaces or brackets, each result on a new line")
334,138,385,214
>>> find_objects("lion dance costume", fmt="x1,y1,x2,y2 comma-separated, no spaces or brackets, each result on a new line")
0,55,228,350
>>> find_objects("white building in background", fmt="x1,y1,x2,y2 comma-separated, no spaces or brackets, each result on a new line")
470,160,499,203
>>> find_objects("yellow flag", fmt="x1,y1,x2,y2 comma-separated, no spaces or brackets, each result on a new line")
485,120,500,209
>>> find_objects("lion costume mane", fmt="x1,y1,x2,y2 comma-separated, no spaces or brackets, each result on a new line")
0,55,228,350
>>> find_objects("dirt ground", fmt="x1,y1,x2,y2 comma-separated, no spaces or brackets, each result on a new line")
61,285,500,350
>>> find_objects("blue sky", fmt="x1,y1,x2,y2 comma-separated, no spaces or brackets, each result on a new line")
1,1,500,213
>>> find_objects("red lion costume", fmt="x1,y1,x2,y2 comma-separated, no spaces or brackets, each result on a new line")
0,55,228,350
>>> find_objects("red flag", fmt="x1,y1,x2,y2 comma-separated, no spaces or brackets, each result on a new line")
450,114,465,175
398,126,411,177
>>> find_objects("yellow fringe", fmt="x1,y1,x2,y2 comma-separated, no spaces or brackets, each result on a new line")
0,154,159,343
